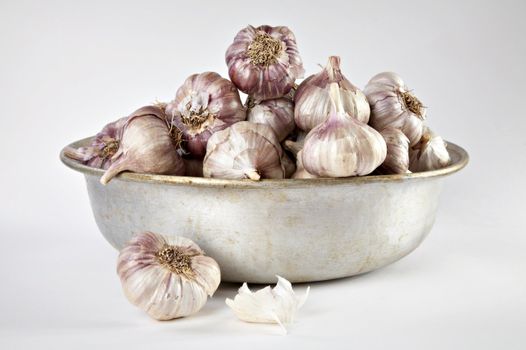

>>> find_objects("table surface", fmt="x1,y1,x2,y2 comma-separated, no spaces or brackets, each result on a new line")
1,0,525,349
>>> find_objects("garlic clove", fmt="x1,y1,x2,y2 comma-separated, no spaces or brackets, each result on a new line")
301,83,387,177
226,276,310,334
117,232,221,321
364,72,426,146
409,127,450,172
226,25,304,102
100,106,185,184
165,72,246,158
246,97,295,142
203,121,285,180
378,127,411,174
294,56,370,131
291,150,317,179
281,152,296,178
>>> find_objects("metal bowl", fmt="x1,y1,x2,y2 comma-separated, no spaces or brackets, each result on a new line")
61,137,468,283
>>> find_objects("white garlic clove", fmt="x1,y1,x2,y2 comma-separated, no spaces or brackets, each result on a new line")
117,232,220,321
291,150,317,179
226,25,305,102
294,56,370,131
378,127,411,174
247,97,295,142
301,83,387,177
409,127,450,172
165,72,246,158
64,117,127,169
203,121,285,180
226,276,310,334
100,106,185,184
364,72,426,146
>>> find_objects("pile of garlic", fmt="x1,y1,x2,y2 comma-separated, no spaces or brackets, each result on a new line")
66,24,450,184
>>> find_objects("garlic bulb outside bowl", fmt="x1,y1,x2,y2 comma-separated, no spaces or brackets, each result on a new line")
117,232,220,320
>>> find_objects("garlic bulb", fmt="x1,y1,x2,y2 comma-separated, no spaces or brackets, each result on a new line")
100,106,185,184
165,72,246,158
294,56,370,131
184,158,203,177
364,72,426,146
247,97,295,142
64,117,127,169
292,150,317,179
378,127,411,174
226,276,309,334
302,83,387,177
117,232,220,320
203,121,285,180
226,25,304,102
409,128,450,172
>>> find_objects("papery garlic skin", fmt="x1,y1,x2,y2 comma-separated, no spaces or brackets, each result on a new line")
247,97,295,142
294,56,370,131
100,106,185,184
409,128,450,172
302,84,387,177
292,150,317,179
226,276,309,333
165,72,246,158
378,127,411,174
64,117,127,169
226,25,304,102
364,72,426,146
203,121,285,180
117,232,220,321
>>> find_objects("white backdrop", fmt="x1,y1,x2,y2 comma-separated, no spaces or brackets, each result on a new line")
1,0,525,349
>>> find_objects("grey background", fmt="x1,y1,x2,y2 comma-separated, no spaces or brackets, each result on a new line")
0,0,524,348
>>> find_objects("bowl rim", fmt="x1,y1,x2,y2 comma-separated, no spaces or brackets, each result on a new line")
60,137,469,188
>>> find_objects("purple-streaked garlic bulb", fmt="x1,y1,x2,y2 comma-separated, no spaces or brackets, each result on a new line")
117,232,220,321
409,127,450,172
301,83,387,177
378,127,411,174
64,117,127,169
100,106,185,184
203,121,285,180
246,97,295,141
364,72,426,146
165,72,246,158
226,25,305,102
294,56,370,132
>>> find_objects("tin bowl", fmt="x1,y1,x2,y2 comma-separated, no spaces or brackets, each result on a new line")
61,137,468,283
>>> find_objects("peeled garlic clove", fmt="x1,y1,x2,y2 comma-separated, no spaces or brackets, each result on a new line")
100,106,185,184
364,72,426,146
247,97,295,142
294,56,370,131
378,127,411,174
226,276,309,333
203,121,285,180
226,25,304,102
117,232,220,320
302,83,387,177
64,117,127,169
183,158,203,177
409,127,450,172
292,150,317,179
165,72,246,158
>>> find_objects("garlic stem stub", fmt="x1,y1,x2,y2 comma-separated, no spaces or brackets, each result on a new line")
100,106,185,184
409,127,450,172
203,121,285,180
246,97,295,142
165,72,246,158
301,83,387,177
226,276,310,334
226,25,305,102
294,56,370,132
364,72,426,146
117,232,221,321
